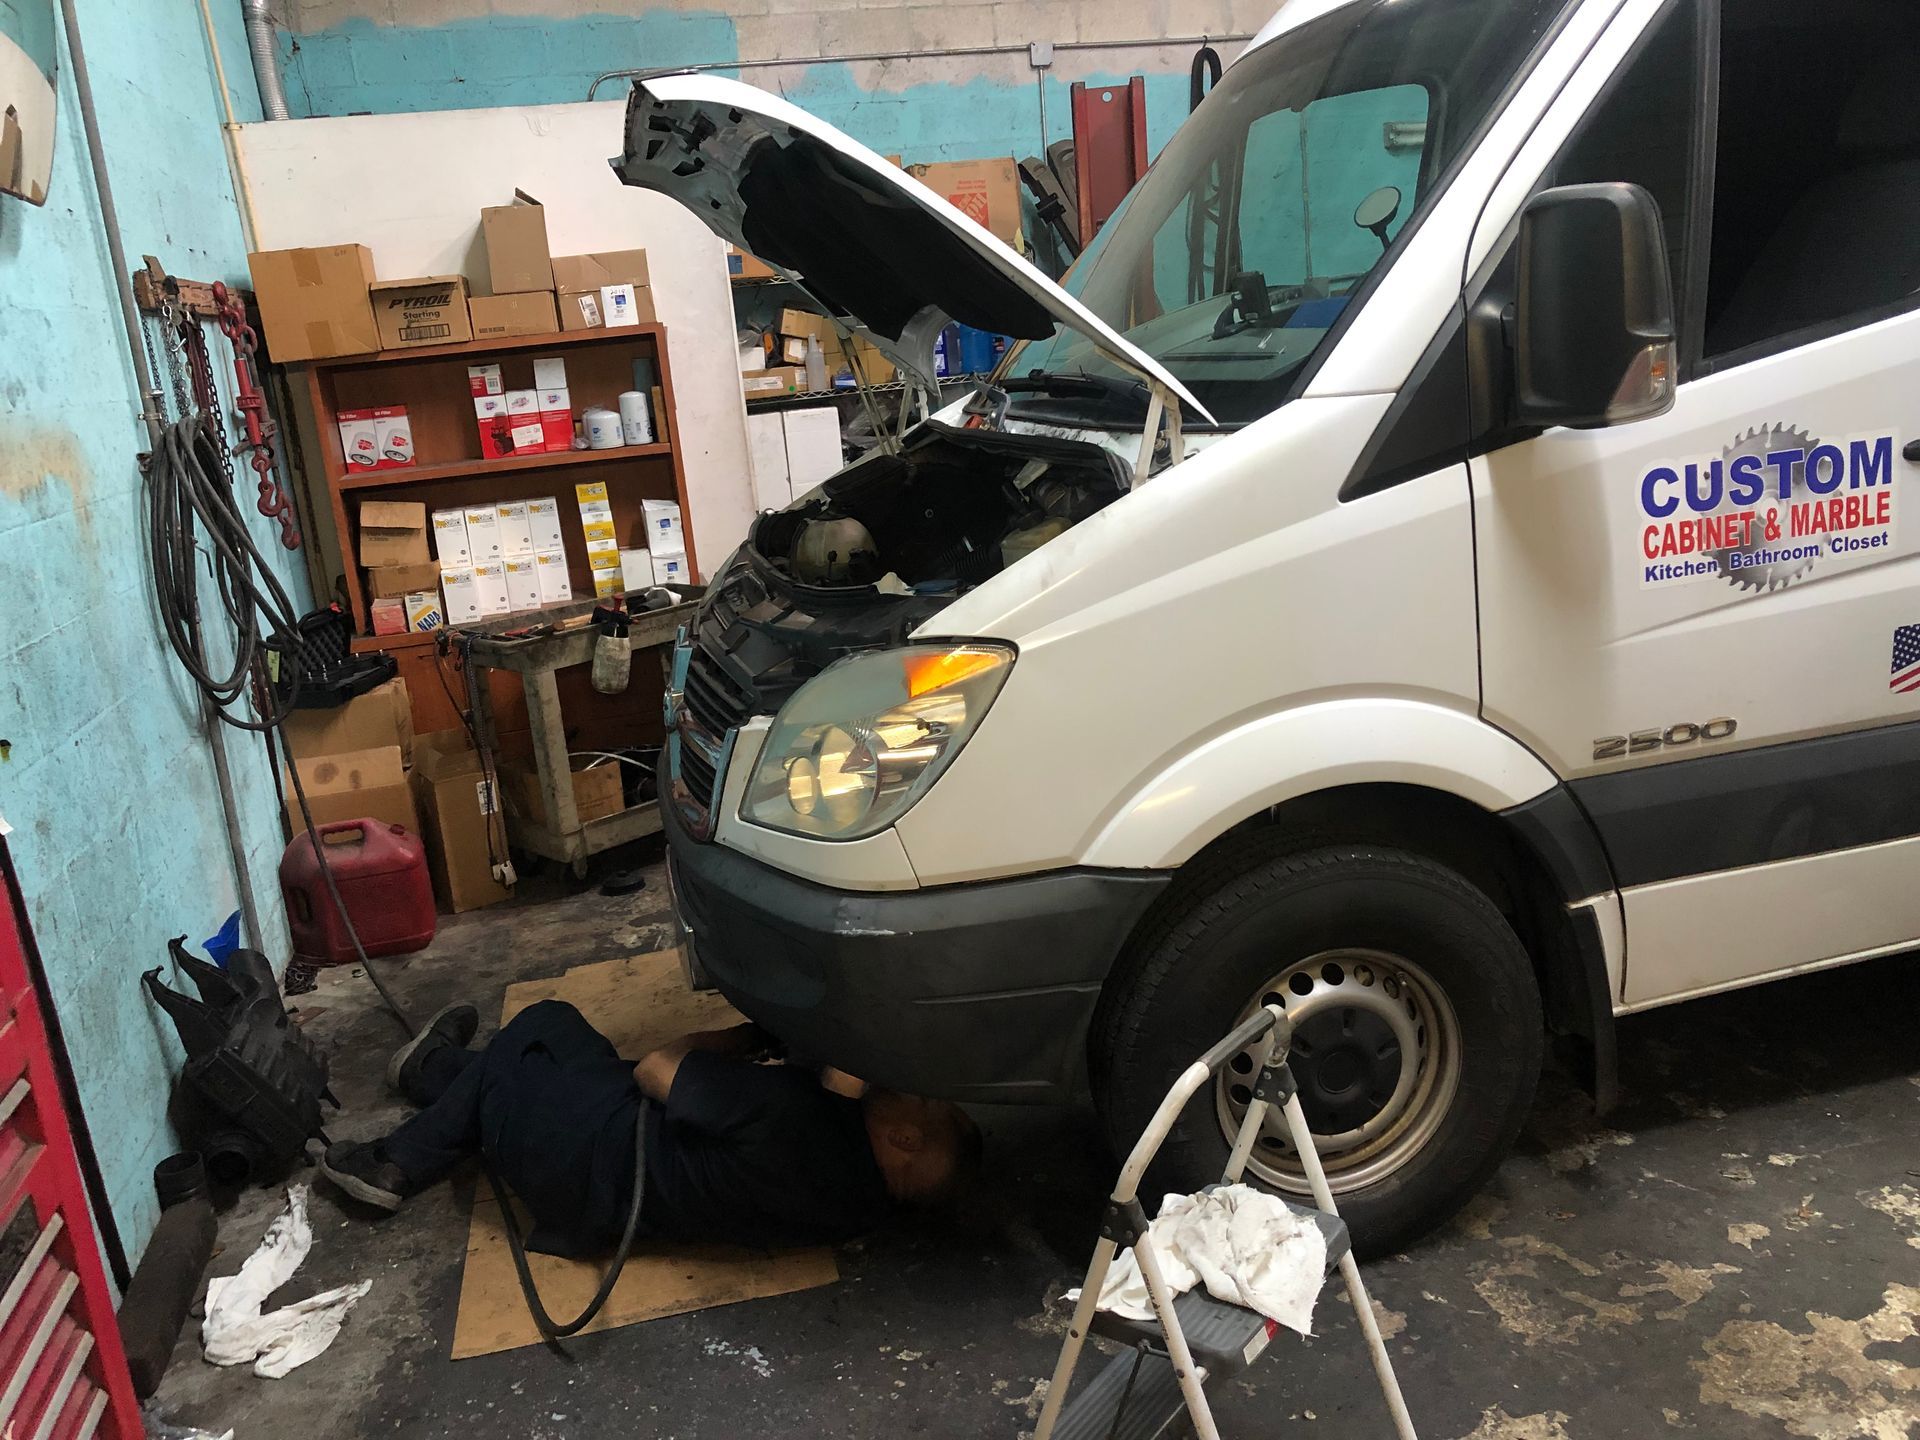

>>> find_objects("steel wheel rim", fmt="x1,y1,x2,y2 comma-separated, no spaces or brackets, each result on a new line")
1214,949,1462,1196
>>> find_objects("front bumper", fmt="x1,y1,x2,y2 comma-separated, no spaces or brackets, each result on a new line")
663,800,1169,1104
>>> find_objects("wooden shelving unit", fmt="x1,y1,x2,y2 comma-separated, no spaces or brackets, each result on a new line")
298,323,697,644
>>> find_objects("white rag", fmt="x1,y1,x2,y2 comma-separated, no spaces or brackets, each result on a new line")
202,1185,372,1379
1088,1184,1326,1335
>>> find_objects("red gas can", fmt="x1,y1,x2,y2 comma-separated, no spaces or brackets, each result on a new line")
279,819,437,966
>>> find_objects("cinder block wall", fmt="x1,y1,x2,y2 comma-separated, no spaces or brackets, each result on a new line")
264,0,1277,162
0,3,308,1261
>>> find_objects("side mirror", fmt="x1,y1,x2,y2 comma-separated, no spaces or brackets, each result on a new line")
1514,182,1675,429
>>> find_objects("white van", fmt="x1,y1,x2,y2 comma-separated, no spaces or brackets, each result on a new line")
625,0,1920,1252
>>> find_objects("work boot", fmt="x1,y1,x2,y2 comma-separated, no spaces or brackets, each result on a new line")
386,1002,480,1100
318,1141,412,1213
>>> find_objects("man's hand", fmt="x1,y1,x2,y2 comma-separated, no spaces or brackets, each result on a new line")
633,1022,778,1102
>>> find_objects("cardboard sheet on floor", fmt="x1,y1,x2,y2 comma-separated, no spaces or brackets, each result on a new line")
450,950,839,1359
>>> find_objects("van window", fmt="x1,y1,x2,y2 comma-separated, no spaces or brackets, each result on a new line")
1703,3,1920,362
1003,0,1571,430
1550,0,1698,364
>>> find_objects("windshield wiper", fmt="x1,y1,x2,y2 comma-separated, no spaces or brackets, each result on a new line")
1004,369,1150,409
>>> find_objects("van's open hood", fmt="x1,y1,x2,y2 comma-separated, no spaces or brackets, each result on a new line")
613,74,1212,420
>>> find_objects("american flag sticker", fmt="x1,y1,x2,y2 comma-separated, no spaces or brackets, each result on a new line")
1893,625,1920,692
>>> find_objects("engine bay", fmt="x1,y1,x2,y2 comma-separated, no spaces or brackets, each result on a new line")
749,421,1130,596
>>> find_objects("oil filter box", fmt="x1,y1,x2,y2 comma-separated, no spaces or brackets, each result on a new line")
369,276,473,350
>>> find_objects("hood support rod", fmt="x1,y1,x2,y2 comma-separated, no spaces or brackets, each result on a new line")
1134,381,1184,487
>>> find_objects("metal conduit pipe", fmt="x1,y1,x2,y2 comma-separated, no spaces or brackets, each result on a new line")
586,33,1257,100
60,0,269,962
241,0,290,120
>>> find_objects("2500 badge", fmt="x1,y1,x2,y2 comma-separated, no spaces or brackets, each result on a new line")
1593,717,1738,762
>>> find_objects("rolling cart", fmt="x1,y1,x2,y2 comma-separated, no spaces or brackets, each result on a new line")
1035,1006,1419,1440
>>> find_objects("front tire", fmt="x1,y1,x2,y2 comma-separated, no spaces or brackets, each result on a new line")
1092,844,1542,1257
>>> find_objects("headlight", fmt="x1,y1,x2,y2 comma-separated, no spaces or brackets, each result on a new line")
743,643,1014,840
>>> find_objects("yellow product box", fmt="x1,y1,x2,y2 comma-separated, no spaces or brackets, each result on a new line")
581,517,617,543
574,481,609,506
592,572,623,598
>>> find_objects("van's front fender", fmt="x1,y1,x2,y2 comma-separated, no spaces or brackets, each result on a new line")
1079,698,1562,870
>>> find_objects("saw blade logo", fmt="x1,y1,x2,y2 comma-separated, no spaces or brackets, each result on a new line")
1636,423,1899,592
1709,423,1819,591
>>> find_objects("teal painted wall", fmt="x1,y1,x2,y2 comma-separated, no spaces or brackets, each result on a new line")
275,14,1196,167
0,2,304,1260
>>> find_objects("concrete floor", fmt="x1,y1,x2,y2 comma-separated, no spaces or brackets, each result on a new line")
151,840,1920,1440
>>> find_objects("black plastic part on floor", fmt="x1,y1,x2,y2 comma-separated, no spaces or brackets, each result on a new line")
147,838,1920,1439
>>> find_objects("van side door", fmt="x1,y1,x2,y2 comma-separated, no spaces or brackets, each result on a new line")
1469,0,1920,1007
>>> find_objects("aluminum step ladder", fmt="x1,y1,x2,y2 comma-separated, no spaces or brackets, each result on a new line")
1034,1007,1419,1440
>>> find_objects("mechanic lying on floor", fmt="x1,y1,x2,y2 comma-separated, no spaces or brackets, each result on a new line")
317,1000,982,1256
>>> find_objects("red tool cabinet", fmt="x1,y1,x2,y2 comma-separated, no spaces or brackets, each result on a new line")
0,848,142,1440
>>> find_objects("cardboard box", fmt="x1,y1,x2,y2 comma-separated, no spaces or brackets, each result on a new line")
551,250,653,332
848,337,895,385
469,290,558,339
358,500,428,567
527,497,564,550
277,676,413,767
371,597,407,635
742,366,807,398
368,560,441,599
247,244,379,362
534,548,573,603
505,388,538,417
726,245,778,281
441,567,481,625
369,275,473,350
908,158,1024,249
641,498,685,555
557,289,603,332
480,190,553,296
467,363,503,397
580,517,617,545
432,508,471,565
283,745,419,837
463,505,503,563
532,356,567,390
550,249,651,292
472,561,512,616
620,548,655,590
592,572,623,599
338,409,381,471
746,411,791,511
586,538,622,571
372,406,414,467
495,500,534,557
504,556,543,611
503,755,625,831
410,730,513,913
653,551,689,586
405,591,444,632
783,407,842,494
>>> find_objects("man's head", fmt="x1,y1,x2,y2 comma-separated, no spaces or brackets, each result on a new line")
861,1089,982,1205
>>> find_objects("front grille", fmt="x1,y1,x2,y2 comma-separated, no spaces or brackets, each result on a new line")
677,735,719,811
684,647,753,737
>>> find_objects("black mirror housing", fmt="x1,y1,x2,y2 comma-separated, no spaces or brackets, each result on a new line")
1514,182,1676,429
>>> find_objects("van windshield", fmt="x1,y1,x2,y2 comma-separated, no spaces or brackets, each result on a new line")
1006,0,1570,428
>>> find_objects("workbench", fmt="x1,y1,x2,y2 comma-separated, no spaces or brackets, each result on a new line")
457,594,697,877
